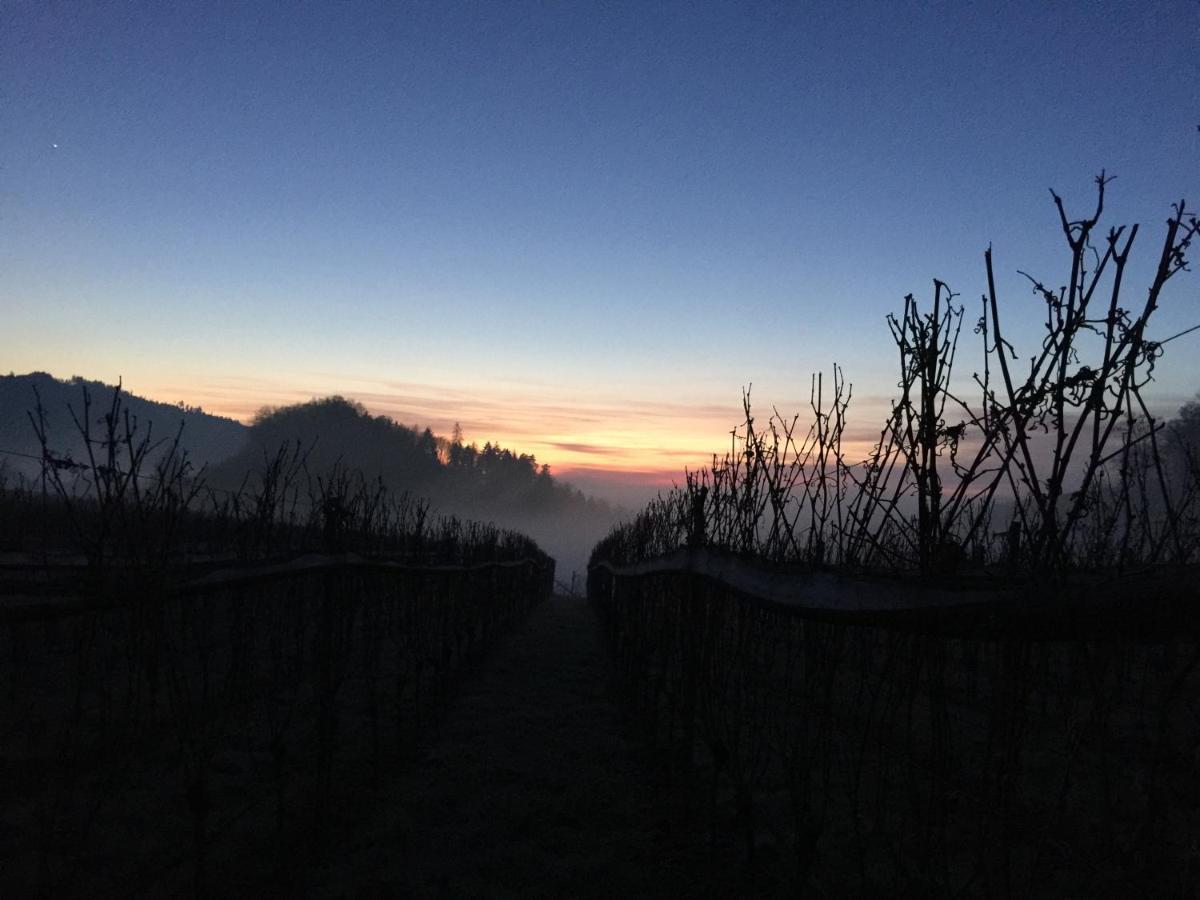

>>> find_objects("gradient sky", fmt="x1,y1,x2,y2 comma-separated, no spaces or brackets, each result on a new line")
3,1,1198,504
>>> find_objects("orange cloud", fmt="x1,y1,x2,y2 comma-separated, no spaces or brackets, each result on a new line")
138,372,895,486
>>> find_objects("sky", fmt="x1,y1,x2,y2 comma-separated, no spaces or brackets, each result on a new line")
2,1,1198,505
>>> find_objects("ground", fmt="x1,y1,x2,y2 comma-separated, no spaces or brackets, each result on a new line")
307,594,772,898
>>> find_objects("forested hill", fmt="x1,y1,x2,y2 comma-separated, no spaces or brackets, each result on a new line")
211,395,611,516
209,396,620,576
0,372,248,479
2,377,620,575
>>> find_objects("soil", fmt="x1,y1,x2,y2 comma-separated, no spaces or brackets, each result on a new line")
306,595,772,898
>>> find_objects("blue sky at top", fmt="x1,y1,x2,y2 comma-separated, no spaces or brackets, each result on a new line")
2,0,1197,487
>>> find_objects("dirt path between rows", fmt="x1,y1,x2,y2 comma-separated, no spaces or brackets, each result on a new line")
308,595,769,898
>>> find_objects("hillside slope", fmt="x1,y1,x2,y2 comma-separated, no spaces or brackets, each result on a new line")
209,397,619,579
1,376,620,578
0,372,248,480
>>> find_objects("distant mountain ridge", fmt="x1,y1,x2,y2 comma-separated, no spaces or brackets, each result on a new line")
0,372,249,480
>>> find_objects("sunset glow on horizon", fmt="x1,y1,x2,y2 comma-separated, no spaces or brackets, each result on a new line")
114,368,895,497
3,2,1198,507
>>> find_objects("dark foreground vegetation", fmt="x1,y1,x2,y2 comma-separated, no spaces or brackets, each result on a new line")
590,180,1200,893
0,397,554,895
